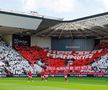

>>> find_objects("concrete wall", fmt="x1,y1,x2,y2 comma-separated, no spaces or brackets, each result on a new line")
2,35,51,49
1,34,95,51
2,34,12,46
31,36,51,49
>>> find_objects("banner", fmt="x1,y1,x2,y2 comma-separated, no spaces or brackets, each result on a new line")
45,49,108,60
47,65,91,71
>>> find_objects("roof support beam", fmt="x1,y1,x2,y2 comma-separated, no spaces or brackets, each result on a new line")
58,29,63,39
35,23,62,35
84,28,104,38
70,23,87,38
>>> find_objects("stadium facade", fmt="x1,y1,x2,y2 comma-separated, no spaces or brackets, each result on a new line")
0,9,108,77
0,10,108,51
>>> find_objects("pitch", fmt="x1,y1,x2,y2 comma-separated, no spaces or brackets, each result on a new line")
0,77,108,90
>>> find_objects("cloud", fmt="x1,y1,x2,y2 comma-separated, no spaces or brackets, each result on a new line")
21,0,79,13
42,0,77,13
21,0,39,11
97,0,108,10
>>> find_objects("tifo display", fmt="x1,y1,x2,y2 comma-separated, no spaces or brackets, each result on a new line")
0,38,108,78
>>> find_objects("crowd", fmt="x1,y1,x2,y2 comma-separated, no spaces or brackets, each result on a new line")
92,54,108,73
0,38,32,75
0,37,108,77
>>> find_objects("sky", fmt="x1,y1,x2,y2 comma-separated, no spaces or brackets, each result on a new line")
0,0,108,20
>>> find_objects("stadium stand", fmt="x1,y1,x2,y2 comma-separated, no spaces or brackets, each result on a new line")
92,54,108,72
0,38,32,75
15,45,108,75
0,37,108,76
96,40,108,49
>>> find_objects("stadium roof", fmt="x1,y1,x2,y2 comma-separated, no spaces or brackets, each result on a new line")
0,9,62,35
0,9,108,39
35,12,108,39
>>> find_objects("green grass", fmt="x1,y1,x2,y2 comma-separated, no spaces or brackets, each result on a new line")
0,77,108,90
